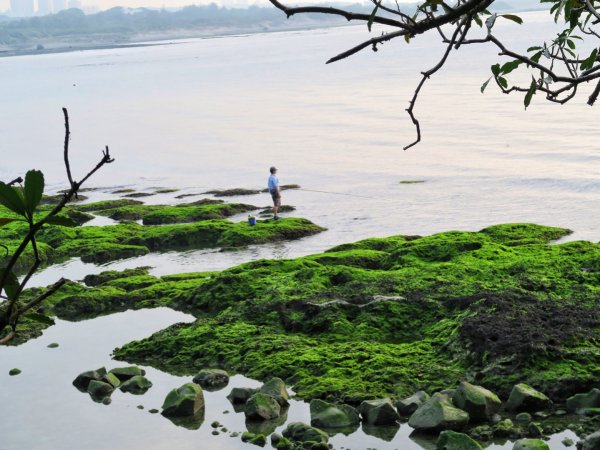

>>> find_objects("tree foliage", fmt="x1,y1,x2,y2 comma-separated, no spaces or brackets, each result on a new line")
0,109,114,344
268,0,600,148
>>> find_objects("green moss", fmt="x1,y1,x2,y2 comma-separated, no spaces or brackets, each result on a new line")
112,223,599,404
142,203,257,225
74,199,144,212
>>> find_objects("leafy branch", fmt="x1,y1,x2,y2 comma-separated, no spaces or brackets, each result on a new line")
0,108,114,344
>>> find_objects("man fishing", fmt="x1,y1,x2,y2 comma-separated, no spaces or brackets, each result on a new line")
268,166,281,220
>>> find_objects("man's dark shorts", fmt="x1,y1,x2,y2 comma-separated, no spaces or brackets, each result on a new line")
270,190,281,207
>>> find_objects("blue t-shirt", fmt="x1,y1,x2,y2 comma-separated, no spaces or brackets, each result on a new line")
268,174,279,193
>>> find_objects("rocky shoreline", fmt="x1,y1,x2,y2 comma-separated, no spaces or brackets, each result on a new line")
2,190,599,449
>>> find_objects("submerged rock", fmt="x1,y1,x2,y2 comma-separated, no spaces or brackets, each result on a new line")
506,384,552,413
310,399,360,428
436,430,483,450
408,393,469,433
512,438,550,450
358,398,400,425
282,422,329,445
396,390,430,415
452,382,501,421
161,383,205,417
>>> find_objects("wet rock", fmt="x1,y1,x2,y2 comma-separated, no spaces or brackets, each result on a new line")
396,391,430,415
452,382,501,421
73,367,107,391
192,368,229,390
567,389,600,414
493,418,515,438
8,368,21,376
562,437,574,446
102,372,121,388
245,393,281,420
578,430,600,450
241,432,267,447
469,425,493,441
310,399,360,428
47,343,59,348
109,366,146,382
87,380,114,400
527,422,543,438
149,409,159,414
119,375,152,394
227,387,258,404
259,377,289,406
359,398,400,425
506,384,552,413
161,383,205,417
436,430,483,450
512,438,549,450
282,422,329,445
408,393,469,433
515,412,532,424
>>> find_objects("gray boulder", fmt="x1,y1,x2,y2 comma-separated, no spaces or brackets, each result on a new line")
87,380,114,400
227,387,258,404
359,398,400,425
259,377,289,406
396,391,430,415
282,422,329,444
108,366,145,382
244,393,281,420
192,368,229,390
506,384,552,412
512,438,550,450
452,381,501,421
408,393,469,432
119,375,153,394
436,430,483,450
310,399,360,428
73,367,107,391
579,431,600,450
161,383,205,417
566,389,600,414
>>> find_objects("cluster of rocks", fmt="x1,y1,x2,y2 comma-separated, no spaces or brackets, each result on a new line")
72,366,152,404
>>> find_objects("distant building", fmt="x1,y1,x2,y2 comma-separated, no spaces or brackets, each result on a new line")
10,0,35,17
37,0,53,16
53,0,67,12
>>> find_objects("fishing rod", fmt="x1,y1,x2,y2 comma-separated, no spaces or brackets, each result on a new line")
295,188,377,200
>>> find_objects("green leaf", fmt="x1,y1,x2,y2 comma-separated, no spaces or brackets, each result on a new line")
0,269,19,300
0,218,21,228
0,183,26,217
473,14,483,27
566,39,576,50
367,0,381,32
23,170,44,219
500,14,523,25
527,46,542,52
581,48,598,71
481,77,492,93
44,216,77,227
491,63,501,76
500,60,522,75
524,78,537,109
531,51,544,64
23,313,55,326
497,76,508,89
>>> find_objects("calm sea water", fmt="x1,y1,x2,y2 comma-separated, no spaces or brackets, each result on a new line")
0,10,597,450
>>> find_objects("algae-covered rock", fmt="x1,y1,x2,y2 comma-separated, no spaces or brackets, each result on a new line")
119,375,152,394
259,377,289,406
358,398,400,425
192,368,229,390
227,387,258,404
512,438,550,450
310,399,360,428
436,430,483,450
9,368,21,376
109,366,146,382
579,431,600,450
566,389,600,414
241,432,267,447
282,422,329,444
506,384,552,412
102,372,121,388
73,367,107,391
396,390,430,415
408,393,469,432
493,418,516,438
161,383,205,417
515,412,532,424
87,380,114,400
244,393,281,420
452,381,501,421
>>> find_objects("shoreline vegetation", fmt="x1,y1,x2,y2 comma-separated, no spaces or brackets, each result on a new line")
2,190,599,448
0,1,546,59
